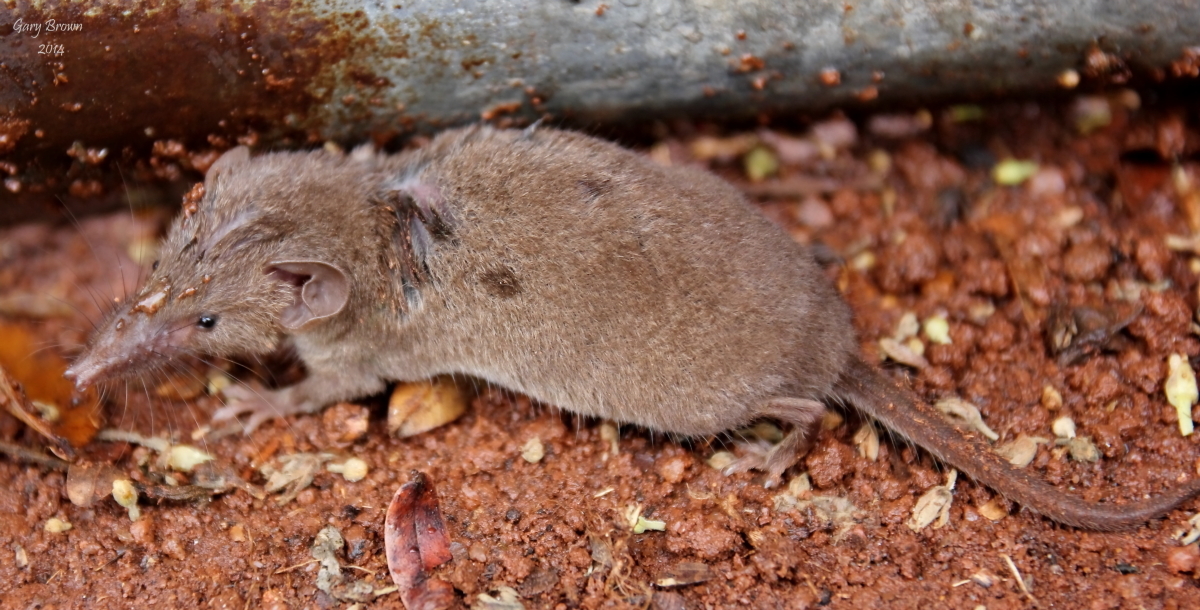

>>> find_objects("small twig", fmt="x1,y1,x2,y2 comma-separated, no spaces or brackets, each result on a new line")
1001,553,1037,604
93,549,127,571
803,575,821,599
274,559,319,575
0,439,70,470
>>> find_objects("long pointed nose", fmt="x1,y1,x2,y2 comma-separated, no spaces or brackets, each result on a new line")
63,359,101,390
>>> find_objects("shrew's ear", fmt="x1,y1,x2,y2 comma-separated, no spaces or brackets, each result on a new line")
205,146,251,182
267,260,350,330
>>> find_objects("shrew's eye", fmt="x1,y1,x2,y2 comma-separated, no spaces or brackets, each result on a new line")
197,315,218,329
151,260,159,270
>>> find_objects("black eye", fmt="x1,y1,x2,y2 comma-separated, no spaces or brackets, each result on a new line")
197,315,218,329
152,260,159,270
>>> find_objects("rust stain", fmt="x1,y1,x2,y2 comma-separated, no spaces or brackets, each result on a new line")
0,0,381,220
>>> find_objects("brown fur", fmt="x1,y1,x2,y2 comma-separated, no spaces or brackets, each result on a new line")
69,125,1200,530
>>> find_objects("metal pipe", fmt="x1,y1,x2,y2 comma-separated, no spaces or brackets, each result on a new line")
1,0,1197,223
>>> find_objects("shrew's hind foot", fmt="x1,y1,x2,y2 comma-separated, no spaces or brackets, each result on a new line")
722,397,825,488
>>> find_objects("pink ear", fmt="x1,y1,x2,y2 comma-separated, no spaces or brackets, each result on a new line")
267,260,350,330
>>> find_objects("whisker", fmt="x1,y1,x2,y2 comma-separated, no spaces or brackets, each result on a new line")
115,162,148,294
54,198,120,321
119,378,130,430
192,353,272,385
42,294,99,332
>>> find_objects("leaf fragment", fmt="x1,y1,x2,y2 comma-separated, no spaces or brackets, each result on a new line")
1166,354,1198,436
385,471,455,610
994,436,1049,468
908,470,956,531
934,398,999,441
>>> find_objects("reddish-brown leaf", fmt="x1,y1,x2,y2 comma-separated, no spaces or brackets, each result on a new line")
385,470,455,610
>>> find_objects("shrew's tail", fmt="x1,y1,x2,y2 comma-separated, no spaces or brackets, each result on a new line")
835,357,1200,531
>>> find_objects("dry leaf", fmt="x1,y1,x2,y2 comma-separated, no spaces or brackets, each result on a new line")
0,322,101,447
65,462,124,507
1064,437,1101,462
385,471,455,610
908,470,956,531
934,398,999,441
994,436,1048,468
879,337,929,369
261,453,326,504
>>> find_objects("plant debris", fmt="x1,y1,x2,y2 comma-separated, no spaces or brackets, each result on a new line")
852,423,880,461
96,429,214,472
923,314,952,345
977,498,1009,521
994,436,1049,468
0,323,100,451
934,398,999,441
705,451,735,470
1041,385,1064,411
655,562,713,587
44,517,72,533
743,146,779,182
1051,416,1077,439
112,479,140,521
993,159,1039,185
326,457,369,482
1173,512,1200,545
65,462,124,507
1165,354,1198,436
773,492,859,533
624,504,666,534
1002,553,1036,602
261,452,328,504
908,470,957,531
1046,303,1142,366
322,402,371,446
879,337,929,369
310,525,378,602
1062,437,1102,463
0,362,77,460
384,471,455,610
473,586,525,610
387,378,468,438
520,437,545,463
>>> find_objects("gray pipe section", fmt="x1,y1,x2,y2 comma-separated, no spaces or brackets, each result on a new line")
1,0,1197,222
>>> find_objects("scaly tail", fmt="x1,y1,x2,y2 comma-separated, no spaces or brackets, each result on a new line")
835,357,1200,531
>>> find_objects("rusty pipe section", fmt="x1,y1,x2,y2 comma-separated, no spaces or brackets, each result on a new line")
1,0,1198,222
